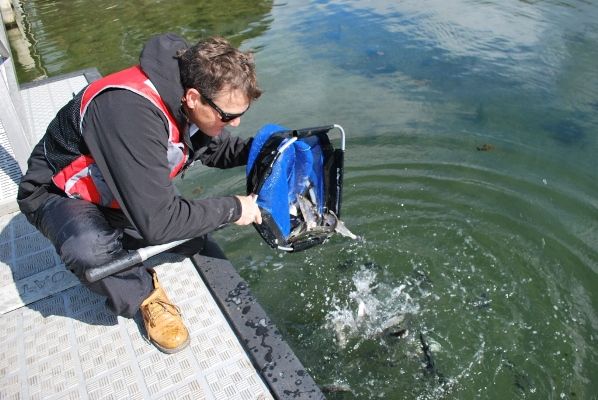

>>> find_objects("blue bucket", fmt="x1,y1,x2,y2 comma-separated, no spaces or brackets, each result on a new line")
246,124,345,251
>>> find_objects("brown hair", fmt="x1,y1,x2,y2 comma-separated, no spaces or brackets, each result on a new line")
177,37,261,101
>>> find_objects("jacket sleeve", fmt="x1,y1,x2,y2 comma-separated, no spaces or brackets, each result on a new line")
82,90,242,244
192,130,253,169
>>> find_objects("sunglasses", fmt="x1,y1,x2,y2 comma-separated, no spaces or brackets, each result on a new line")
201,94,248,122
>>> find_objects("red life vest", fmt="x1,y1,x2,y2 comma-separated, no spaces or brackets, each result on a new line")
51,66,188,208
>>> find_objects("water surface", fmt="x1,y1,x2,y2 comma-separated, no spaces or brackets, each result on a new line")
11,0,598,398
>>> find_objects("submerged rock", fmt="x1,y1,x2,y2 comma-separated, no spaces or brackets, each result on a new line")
476,143,495,151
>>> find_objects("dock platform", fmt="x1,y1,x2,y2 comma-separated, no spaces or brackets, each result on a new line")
0,65,323,399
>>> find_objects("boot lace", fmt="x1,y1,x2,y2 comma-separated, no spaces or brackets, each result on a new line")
142,300,182,328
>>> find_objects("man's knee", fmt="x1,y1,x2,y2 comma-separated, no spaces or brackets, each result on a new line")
60,229,124,280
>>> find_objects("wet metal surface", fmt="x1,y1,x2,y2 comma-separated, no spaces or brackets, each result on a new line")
192,254,325,400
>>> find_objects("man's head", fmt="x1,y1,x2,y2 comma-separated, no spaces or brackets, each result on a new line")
177,37,261,136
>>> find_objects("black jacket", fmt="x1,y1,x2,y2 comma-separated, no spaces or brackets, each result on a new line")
18,33,250,244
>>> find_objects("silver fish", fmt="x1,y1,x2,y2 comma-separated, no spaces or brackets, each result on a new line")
296,194,318,230
333,216,358,240
320,383,354,394
289,195,358,242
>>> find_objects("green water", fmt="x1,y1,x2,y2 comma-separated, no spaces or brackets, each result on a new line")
10,0,598,398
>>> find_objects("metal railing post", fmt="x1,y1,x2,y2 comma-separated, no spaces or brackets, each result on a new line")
0,3,35,174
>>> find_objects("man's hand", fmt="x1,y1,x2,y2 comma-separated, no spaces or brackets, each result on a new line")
234,194,262,225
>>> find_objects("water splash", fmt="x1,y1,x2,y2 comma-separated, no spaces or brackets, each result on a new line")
325,265,420,348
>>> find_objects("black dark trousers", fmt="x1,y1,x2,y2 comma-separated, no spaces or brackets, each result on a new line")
25,193,226,317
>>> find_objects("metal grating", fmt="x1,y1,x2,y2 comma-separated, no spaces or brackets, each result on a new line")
0,212,80,314
0,254,274,400
0,69,320,399
0,120,22,205
20,75,89,141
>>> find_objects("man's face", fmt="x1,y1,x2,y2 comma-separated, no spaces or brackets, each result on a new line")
183,87,250,137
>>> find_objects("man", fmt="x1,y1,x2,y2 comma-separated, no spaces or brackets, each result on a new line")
17,33,263,354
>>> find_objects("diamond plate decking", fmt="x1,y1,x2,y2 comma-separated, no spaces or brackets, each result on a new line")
0,68,324,399
0,210,273,400
0,120,21,212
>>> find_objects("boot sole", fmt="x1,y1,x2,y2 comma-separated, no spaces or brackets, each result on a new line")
151,335,191,354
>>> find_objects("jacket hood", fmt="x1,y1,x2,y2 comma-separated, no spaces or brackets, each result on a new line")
139,33,188,129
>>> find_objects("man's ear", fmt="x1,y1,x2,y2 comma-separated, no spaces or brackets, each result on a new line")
184,88,201,109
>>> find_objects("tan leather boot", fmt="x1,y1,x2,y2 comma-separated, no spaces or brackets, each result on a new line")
140,270,190,353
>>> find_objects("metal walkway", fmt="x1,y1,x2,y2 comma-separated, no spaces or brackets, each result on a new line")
0,229,272,399
0,70,323,399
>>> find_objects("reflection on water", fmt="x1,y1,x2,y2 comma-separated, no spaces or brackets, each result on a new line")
12,0,273,81
9,0,598,398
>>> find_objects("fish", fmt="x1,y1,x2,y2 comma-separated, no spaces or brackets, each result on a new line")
419,332,446,383
386,327,408,338
289,195,358,241
320,382,354,394
380,314,407,337
356,300,368,322
365,314,409,339
420,332,436,373
296,194,318,230
332,213,358,240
